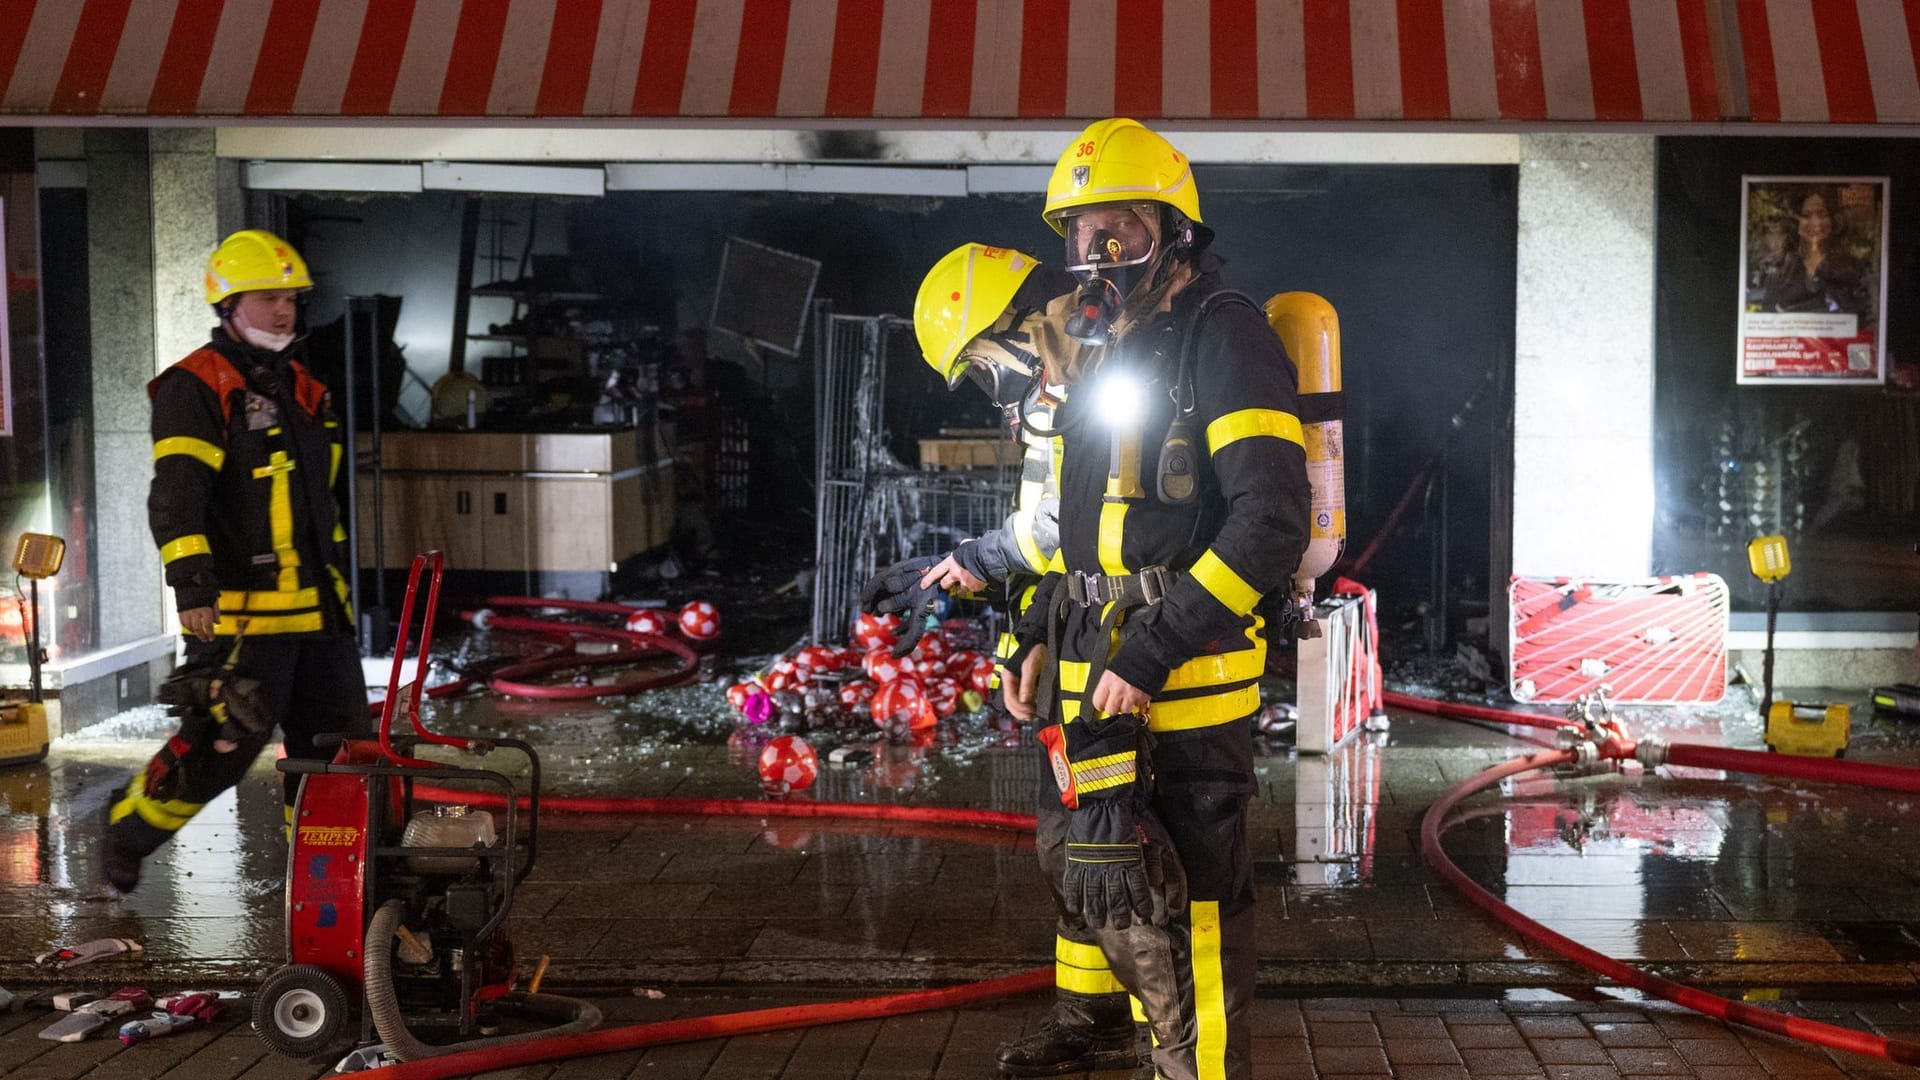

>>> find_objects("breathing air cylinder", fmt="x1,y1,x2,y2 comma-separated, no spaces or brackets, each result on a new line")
1263,292,1346,638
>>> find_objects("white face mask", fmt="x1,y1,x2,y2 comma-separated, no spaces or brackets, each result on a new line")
229,303,295,353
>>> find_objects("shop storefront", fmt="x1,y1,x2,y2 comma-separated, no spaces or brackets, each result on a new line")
0,1,1914,728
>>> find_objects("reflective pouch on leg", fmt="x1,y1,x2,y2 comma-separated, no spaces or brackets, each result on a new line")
1061,714,1182,931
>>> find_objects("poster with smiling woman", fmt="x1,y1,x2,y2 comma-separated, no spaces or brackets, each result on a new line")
1738,175,1889,386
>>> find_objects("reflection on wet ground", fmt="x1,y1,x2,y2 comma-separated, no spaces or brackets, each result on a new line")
5,667,1920,996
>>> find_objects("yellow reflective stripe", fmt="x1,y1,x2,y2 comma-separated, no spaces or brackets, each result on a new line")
253,450,301,591
1098,500,1128,576
1206,408,1304,455
108,775,202,832
1164,646,1265,692
159,534,211,565
1190,549,1261,617
1147,683,1260,732
153,436,225,470
1012,509,1046,574
1055,937,1111,970
330,440,342,485
1191,900,1227,1080
333,523,348,542
218,587,319,612
213,610,325,636
1130,996,1148,1024
1056,961,1127,995
328,566,354,622
1076,769,1136,796
1046,550,1066,574
1058,660,1092,694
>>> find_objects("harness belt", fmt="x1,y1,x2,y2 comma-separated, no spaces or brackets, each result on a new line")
1064,565,1174,608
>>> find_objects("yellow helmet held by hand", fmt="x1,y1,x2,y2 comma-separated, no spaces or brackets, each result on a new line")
1043,117,1202,235
913,243,1040,387
204,229,313,305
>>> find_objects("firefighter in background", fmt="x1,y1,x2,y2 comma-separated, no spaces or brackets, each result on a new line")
102,230,368,893
864,244,1142,1076
1000,119,1311,1080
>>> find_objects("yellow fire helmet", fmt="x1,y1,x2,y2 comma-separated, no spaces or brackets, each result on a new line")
204,229,313,305
1043,118,1202,236
913,243,1040,387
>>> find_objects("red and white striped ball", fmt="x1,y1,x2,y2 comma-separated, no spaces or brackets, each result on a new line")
852,612,900,652
677,600,722,642
862,648,916,684
838,679,876,707
968,657,997,694
794,645,841,671
872,678,937,731
757,736,818,792
927,678,960,718
911,634,949,664
625,608,674,636
727,681,758,710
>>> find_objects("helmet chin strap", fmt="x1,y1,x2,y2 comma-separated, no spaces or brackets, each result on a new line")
226,301,295,353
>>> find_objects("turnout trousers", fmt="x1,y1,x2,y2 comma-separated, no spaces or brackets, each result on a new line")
1037,716,1257,1080
106,634,368,858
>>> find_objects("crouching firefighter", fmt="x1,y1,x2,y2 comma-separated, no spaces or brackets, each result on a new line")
103,230,369,894
1000,119,1312,1080
866,246,1145,1075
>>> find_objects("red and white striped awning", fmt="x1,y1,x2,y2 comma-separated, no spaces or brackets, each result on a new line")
0,0,1911,126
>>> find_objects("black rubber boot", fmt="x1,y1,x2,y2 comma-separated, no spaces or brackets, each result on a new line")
101,843,142,894
995,991,1138,1076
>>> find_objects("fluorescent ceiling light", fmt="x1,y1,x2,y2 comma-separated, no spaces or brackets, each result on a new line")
420,161,604,197
244,161,422,193
605,163,785,191
785,165,966,197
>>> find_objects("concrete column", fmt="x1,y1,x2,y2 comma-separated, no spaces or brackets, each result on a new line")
1510,134,1657,579
84,128,220,649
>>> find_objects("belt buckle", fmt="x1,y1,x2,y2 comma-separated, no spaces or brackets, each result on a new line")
1072,571,1105,607
1139,566,1169,605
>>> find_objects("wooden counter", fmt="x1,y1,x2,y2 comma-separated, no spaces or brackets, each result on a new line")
355,431,673,575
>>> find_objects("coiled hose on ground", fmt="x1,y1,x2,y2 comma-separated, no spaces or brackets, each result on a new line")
362,898,603,1063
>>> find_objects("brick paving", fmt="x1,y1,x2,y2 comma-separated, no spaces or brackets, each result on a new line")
2,987,1920,1078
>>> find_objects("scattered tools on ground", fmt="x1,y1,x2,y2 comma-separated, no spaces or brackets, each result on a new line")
37,987,152,1042
118,991,232,1044
1747,535,1851,757
35,937,143,970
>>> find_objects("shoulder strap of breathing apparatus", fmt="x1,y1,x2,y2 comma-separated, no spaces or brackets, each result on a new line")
1157,289,1262,505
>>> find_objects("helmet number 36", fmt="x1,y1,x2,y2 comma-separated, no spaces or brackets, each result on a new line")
1076,140,1097,157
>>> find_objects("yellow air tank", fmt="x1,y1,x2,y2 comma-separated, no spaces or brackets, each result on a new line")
1264,292,1345,638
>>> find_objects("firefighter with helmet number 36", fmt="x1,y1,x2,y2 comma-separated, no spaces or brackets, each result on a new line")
101,230,368,895
997,119,1312,1080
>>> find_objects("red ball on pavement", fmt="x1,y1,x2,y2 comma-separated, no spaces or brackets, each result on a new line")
853,612,900,652
678,600,722,642
794,645,841,671
968,657,997,694
727,681,758,710
838,679,876,707
625,608,674,636
758,735,818,792
872,677,937,731
862,648,916,683
927,678,960,718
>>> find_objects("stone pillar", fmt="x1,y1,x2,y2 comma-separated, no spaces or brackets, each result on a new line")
84,128,220,649
1510,134,1657,580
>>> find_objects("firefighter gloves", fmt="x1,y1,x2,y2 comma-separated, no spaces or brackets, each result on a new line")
858,555,942,657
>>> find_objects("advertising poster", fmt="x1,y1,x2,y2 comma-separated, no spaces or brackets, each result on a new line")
1739,176,1889,385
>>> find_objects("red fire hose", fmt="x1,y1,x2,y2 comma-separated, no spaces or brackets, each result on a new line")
461,609,698,699
1421,744,1920,1066
358,967,1051,1080
356,788,1045,1079
413,784,1035,832
1381,690,1584,732
1655,740,1920,794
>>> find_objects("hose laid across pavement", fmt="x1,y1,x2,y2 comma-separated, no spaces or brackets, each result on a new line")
1420,744,1920,1066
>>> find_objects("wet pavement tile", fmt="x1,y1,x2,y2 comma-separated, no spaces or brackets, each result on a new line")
1665,920,1849,963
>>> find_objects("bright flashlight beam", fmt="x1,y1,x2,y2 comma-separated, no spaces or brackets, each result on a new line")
1093,374,1146,427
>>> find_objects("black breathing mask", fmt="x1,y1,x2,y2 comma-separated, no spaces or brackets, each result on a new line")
1065,230,1135,347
